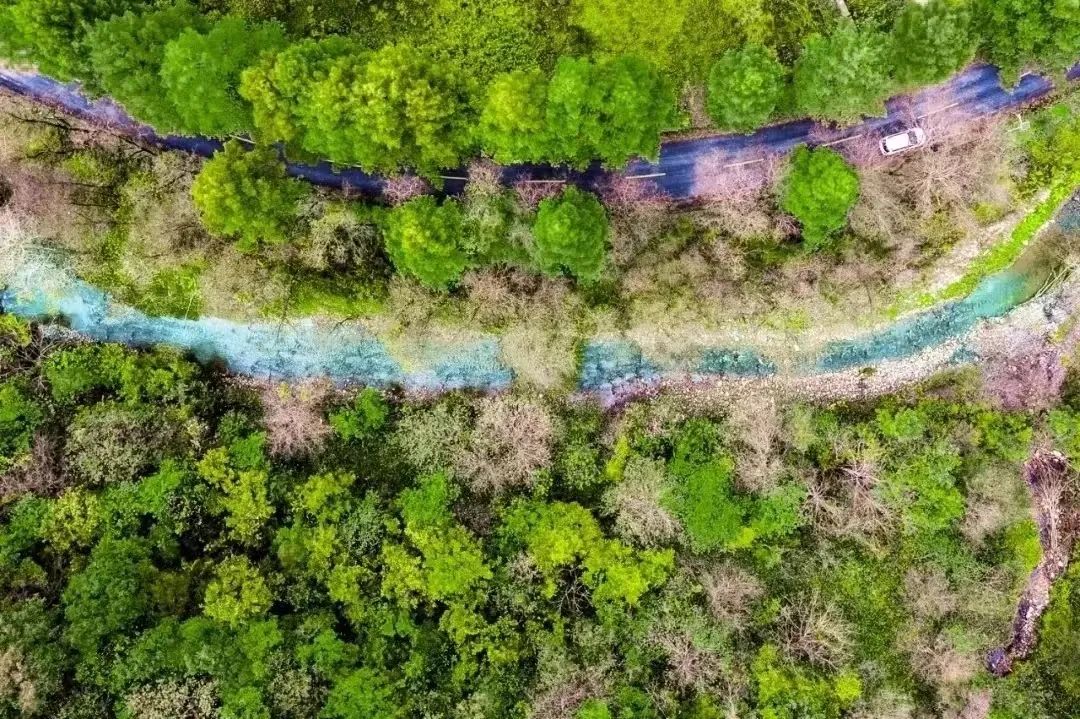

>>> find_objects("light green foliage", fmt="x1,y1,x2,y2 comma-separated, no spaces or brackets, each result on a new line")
532,187,609,282
321,668,400,719
577,699,613,719
42,343,126,404
706,45,785,133
62,537,157,660
890,0,974,86
42,490,103,553
383,474,492,606
0,315,31,368
203,557,272,627
779,146,860,249
1018,102,1080,189
196,433,273,545
239,36,355,146
0,0,142,79
382,196,469,290
546,56,674,167
85,3,206,131
304,44,473,174
0,381,42,472
160,17,286,136
571,0,689,69
671,0,775,81
793,23,893,122
191,141,309,251
477,69,551,164
502,500,673,613
752,644,861,719
328,389,389,442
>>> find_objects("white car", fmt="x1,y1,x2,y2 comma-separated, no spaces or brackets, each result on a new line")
879,127,927,156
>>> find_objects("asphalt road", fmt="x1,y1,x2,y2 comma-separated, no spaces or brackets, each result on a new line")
0,61,1076,200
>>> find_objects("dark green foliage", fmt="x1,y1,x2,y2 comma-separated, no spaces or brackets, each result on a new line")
328,389,390,441
793,22,893,122
779,146,860,248
706,44,785,132
975,0,1080,78
84,3,207,131
532,186,609,282
191,141,309,251
890,0,974,87
160,16,287,136
0,380,42,472
383,196,469,290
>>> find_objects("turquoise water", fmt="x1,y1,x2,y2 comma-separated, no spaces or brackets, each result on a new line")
3,193,1075,391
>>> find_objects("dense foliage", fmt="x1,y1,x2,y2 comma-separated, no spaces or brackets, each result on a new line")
706,45,785,133
0,323,1063,719
779,147,861,248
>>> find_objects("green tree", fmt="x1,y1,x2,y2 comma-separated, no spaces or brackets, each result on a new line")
477,68,551,164
706,44,785,132
0,380,41,472
191,141,308,251
159,16,286,136
322,668,401,719
84,3,206,131
239,36,355,146
382,196,469,290
779,146,860,248
328,389,389,442
890,0,974,87
975,0,1079,76
0,0,142,80
571,0,689,70
304,44,473,174
546,56,674,167
62,537,157,661
204,557,272,627
532,187,608,282
793,23,893,122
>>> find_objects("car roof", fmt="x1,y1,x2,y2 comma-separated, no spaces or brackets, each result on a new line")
883,133,911,151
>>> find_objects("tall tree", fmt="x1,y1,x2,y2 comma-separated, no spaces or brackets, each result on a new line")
191,141,308,251
975,0,1079,77
779,146,860,249
546,56,674,167
891,0,974,87
303,45,474,175
159,16,286,136
85,2,206,131
477,68,551,164
706,44,785,132
793,23,893,123
532,187,609,282
0,0,144,80
382,196,469,290
571,0,689,70
239,36,356,147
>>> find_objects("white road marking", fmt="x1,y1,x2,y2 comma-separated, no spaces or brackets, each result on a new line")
519,179,567,184
722,158,765,169
439,175,469,181
625,172,666,179
820,133,864,147
916,100,961,119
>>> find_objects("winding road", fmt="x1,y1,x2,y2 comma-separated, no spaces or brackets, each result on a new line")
0,62,1076,200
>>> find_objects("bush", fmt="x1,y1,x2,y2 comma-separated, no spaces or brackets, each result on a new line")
328,389,390,442
382,196,470,290
706,44,785,132
203,557,272,627
65,403,173,486
191,141,309,251
532,187,609,282
779,146,860,249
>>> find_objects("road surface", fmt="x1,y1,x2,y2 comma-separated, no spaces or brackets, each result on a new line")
0,62,1076,200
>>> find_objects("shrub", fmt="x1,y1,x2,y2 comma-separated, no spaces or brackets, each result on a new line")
191,141,309,251
779,146,860,249
382,197,469,290
328,388,390,442
0,381,42,472
532,187,609,282
64,403,173,486
706,45,785,132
